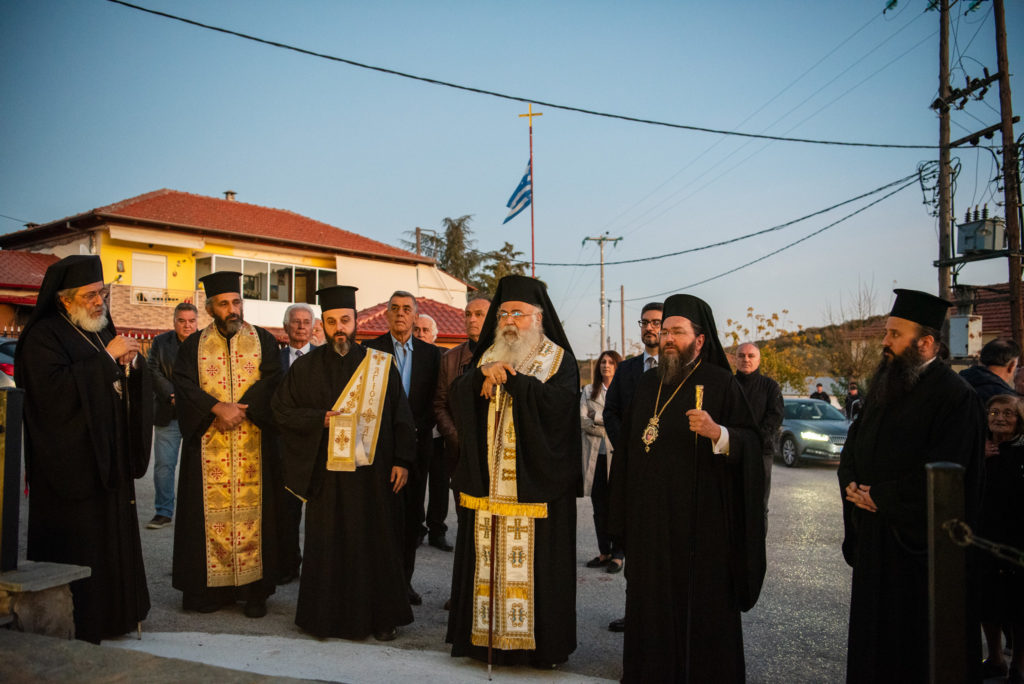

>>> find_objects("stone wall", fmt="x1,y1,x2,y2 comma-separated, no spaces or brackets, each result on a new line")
108,284,212,333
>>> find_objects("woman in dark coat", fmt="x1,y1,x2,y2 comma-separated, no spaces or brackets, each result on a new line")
979,394,1024,682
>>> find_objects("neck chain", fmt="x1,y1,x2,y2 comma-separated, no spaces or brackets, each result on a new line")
641,359,701,453
61,313,125,397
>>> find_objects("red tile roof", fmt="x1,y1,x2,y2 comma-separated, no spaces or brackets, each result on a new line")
0,250,59,291
1,189,431,264
357,298,468,344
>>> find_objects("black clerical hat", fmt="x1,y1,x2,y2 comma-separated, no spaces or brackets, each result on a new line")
199,271,242,298
890,288,950,331
662,293,731,371
54,255,104,289
317,285,358,311
495,274,545,307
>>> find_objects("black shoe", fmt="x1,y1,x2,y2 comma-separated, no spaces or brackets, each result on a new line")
428,534,454,551
585,555,610,568
146,515,172,530
408,586,422,606
243,598,267,618
606,559,624,574
373,627,398,642
608,617,626,632
183,594,223,614
277,569,300,585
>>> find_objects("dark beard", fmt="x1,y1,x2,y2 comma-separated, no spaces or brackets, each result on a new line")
332,337,351,356
214,313,242,336
868,341,925,409
658,339,698,385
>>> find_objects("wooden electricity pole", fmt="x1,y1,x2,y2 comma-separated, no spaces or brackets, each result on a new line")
582,234,621,355
938,0,953,303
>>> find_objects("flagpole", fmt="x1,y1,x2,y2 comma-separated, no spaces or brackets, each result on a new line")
518,104,542,277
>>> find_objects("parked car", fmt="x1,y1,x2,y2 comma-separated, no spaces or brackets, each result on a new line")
779,398,850,467
0,337,15,388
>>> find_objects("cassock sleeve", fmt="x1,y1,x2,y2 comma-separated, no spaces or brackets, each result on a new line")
125,355,153,479
762,380,784,453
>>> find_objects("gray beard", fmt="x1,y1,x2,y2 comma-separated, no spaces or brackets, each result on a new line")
69,304,109,333
491,324,543,367
332,338,351,356
216,316,242,336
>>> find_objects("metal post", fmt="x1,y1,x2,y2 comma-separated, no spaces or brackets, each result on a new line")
937,0,953,303
0,387,25,572
926,462,966,684
620,285,625,354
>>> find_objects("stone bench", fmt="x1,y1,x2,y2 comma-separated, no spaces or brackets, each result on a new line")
0,560,91,639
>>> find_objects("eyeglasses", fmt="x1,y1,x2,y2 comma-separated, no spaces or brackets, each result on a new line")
638,319,662,328
988,408,1017,418
76,287,109,303
496,311,538,323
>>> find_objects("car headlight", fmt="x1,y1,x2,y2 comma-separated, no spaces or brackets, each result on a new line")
800,430,830,442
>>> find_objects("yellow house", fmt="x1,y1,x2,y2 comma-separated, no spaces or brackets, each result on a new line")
0,189,468,334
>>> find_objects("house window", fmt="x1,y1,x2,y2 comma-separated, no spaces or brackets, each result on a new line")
193,255,334,303
132,253,166,288
269,263,293,303
243,260,268,300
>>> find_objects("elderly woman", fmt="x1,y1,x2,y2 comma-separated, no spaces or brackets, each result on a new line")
979,394,1024,682
581,350,623,573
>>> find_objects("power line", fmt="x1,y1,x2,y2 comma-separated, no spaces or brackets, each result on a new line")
106,0,941,150
0,213,30,224
514,173,920,267
614,177,919,303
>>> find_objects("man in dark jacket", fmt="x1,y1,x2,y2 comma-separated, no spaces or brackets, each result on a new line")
146,302,198,529
364,290,440,605
734,342,784,509
959,337,1019,405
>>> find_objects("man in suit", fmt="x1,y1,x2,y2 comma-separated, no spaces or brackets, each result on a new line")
603,300,662,633
276,302,317,584
146,302,198,529
365,291,441,605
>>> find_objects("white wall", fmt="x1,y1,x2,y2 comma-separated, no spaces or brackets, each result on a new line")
335,256,467,310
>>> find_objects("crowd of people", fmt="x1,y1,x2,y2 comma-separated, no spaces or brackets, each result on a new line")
11,253,1024,682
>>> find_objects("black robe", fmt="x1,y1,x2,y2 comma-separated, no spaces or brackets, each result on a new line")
734,368,783,507
837,360,984,683
609,362,766,683
271,344,416,638
16,314,152,643
445,344,581,666
171,323,282,602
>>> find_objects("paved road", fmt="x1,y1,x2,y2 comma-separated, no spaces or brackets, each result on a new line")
17,453,851,682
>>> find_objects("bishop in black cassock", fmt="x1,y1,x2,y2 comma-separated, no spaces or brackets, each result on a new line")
446,275,581,667
838,289,983,683
15,255,152,643
272,286,415,641
609,293,766,683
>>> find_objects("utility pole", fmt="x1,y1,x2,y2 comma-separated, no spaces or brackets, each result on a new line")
415,226,422,255
938,0,953,303
620,285,625,354
994,0,1023,347
582,234,622,355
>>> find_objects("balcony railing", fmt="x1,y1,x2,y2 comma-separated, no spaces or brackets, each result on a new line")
129,287,196,307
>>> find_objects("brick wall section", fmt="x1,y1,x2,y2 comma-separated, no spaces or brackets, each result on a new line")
108,285,212,333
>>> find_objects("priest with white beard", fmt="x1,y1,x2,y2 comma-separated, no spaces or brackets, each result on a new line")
445,275,581,669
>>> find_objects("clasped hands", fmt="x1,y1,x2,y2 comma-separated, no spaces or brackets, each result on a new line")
480,361,517,399
211,401,248,432
106,335,139,366
844,481,877,513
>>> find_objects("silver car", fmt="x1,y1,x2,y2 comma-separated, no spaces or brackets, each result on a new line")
779,398,850,467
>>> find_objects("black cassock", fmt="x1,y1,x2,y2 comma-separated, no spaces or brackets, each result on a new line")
609,362,766,684
171,324,282,603
837,361,983,683
16,315,152,643
445,346,581,666
272,344,415,638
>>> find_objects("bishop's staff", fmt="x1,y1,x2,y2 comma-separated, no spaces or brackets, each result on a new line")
685,384,704,681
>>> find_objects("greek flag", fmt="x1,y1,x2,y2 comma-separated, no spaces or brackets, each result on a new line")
502,161,532,224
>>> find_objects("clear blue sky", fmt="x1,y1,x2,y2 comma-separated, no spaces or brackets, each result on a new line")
2,0,1021,359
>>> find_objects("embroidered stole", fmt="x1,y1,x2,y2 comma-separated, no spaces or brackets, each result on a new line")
198,323,264,587
460,336,564,650
326,348,392,470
